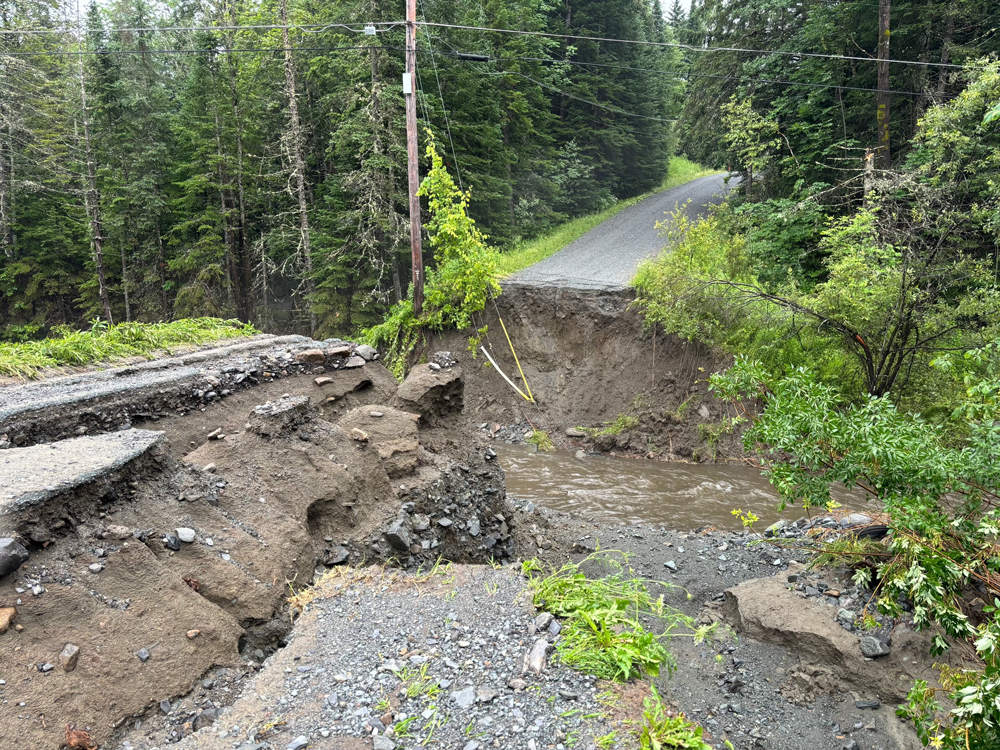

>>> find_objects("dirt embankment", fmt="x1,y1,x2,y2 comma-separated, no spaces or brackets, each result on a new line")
0,342,523,750
426,284,744,461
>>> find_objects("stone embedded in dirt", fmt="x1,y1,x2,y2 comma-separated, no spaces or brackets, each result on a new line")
162,534,181,552
467,517,481,537
294,348,325,364
206,428,223,440
451,685,476,708
59,643,80,672
373,736,395,750
0,537,29,578
438,517,453,528
192,708,218,730
356,344,378,361
325,345,352,357
287,737,309,750
565,427,586,437
187,629,201,639
88,563,103,573
203,463,217,473
175,528,196,543
351,428,369,442
39,662,54,672
859,635,890,658
475,687,498,703
384,519,412,551
343,356,366,369
664,560,677,571
325,546,350,566
104,525,133,540
855,699,881,709
0,606,16,634
314,376,334,386
137,648,150,662
249,395,313,438
526,637,549,674
508,678,528,691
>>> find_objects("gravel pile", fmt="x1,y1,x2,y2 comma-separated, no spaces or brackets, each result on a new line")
115,565,621,750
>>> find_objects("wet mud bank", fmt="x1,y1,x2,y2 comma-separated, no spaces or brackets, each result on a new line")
425,284,744,462
0,341,524,750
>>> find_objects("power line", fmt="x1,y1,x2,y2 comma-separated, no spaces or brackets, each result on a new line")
447,50,956,99
418,20,971,70
0,22,404,36
418,0,462,192
0,44,388,57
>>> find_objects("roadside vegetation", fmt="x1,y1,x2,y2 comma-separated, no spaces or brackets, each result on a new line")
524,552,713,748
0,317,255,379
632,61,1000,748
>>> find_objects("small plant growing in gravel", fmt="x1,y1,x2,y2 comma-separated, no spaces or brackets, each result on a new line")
585,414,640,438
527,429,555,451
526,551,707,681
635,686,711,750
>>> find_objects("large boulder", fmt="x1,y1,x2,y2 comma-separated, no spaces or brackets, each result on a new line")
0,537,28,578
393,364,464,426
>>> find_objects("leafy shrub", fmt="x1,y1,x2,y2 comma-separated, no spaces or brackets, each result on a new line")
710,354,1000,747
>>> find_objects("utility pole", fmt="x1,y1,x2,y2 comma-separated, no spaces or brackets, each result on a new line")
404,0,424,316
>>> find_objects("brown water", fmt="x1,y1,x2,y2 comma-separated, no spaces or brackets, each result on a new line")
497,444,784,531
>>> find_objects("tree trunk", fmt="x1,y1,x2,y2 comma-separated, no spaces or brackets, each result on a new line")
280,0,316,334
876,0,891,169
0,122,12,258
77,46,114,325
213,110,237,314
936,0,956,96
223,1,253,323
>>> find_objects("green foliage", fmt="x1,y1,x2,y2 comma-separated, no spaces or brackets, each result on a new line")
361,138,499,377
0,317,255,378
636,686,711,750
721,97,781,198
527,430,555,451
710,355,1000,746
586,414,640,438
526,551,697,681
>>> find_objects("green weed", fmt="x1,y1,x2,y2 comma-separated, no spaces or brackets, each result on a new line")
586,414,640,438
526,551,703,681
636,686,712,750
527,429,555,451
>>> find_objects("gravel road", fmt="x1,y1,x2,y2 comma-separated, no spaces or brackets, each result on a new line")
506,173,731,290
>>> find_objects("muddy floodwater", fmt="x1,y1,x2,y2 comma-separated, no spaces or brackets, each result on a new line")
497,444,785,531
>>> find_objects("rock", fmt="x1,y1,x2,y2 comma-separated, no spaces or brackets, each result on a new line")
475,687,498,703
39,663,54,673
351,428,369,442
574,449,586,459
192,708,218,730
286,737,309,750
840,513,875,528
467,517,481,537
356,344,378,361
664,560,677,571
526,638,549,674
373,737,396,750
175,528,196,544
314,376,334,386
105,525,133,539
548,619,561,636
451,685,476,708
438,517,453,528
163,534,181,552
59,643,80,672
0,538,29,578
764,519,790,537
859,636,890,658
203,463,217,473
137,648,151,662
88,563,103,574
463,742,482,750
697,403,711,419
534,612,554,630
343,356,366,368
249,396,312,437
384,520,412,551
0,607,16,634
508,678,527,691
565,427,587,438
187,629,201,639
294,348,325,364
393,364,464,425
325,546,350,566
837,609,855,625
855,699,881,710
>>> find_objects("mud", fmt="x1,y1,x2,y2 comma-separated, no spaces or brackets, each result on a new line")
426,284,744,462
0,342,520,750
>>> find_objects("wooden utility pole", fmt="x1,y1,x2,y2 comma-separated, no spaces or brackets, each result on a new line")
405,0,424,316
876,0,891,169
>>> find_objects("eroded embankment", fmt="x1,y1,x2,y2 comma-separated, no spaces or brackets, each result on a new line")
427,283,743,461
0,340,523,750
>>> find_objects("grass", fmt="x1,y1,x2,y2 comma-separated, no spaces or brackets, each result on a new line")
494,156,722,278
525,550,707,681
584,414,640,438
0,317,257,378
